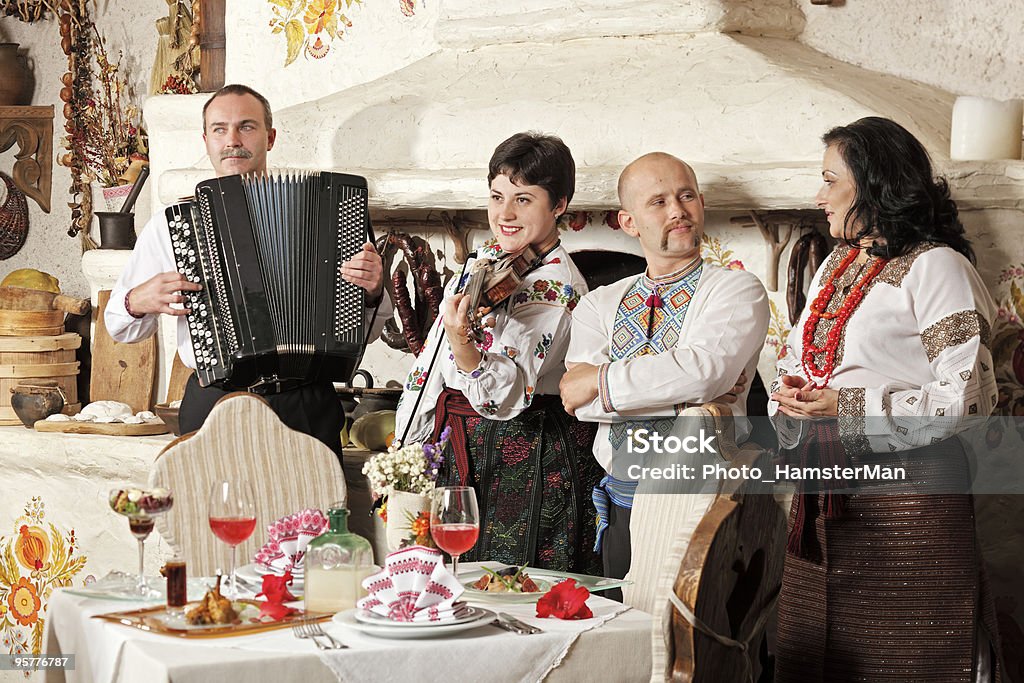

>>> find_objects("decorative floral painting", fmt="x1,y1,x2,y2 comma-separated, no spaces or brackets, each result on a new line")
700,234,745,271
0,498,87,673
269,0,417,66
989,265,1024,418
765,298,791,361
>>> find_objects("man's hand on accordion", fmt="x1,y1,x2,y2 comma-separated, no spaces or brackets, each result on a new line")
340,242,384,303
127,272,203,316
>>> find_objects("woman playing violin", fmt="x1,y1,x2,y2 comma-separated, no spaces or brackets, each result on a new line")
395,132,602,573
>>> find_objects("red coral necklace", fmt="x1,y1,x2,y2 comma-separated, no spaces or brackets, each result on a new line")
801,248,888,389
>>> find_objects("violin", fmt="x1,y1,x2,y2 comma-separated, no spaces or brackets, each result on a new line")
461,239,558,343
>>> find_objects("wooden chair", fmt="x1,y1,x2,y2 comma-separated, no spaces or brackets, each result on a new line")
627,404,787,682
149,393,347,576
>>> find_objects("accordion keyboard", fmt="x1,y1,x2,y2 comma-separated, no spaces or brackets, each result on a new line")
166,200,235,384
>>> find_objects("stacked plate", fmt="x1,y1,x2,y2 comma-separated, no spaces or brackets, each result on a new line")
235,563,304,590
333,606,495,639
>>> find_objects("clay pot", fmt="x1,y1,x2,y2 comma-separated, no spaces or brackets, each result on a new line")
0,44,31,106
10,381,65,428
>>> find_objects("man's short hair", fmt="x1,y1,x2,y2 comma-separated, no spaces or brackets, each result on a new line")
487,132,575,209
202,84,273,131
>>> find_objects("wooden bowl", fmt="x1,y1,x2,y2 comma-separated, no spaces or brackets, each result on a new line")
153,403,181,436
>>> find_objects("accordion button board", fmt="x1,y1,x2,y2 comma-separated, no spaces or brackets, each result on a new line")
166,171,373,390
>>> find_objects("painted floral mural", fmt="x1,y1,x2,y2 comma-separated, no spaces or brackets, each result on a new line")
989,265,1024,420
269,0,417,65
0,498,87,673
700,234,745,271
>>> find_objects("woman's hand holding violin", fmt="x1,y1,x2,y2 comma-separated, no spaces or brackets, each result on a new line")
443,293,484,372
771,374,839,417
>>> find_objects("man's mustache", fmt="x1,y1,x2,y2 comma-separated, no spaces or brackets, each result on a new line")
220,148,253,160
660,223,699,252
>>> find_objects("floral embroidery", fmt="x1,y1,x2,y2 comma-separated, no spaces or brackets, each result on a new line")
474,330,494,352
480,400,499,416
502,346,519,360
405,368,427,392
534,334,553,359
500,436,533,466
516,280,579,309
524,385,535,406
477,238,504,260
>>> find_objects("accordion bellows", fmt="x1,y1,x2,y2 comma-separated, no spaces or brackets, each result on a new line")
167,171,372,389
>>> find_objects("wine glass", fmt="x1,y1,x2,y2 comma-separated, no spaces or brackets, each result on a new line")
108,486,174,597
430,486,479,579
208,479,257,598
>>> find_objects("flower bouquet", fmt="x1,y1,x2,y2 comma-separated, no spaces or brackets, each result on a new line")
362,427,450,550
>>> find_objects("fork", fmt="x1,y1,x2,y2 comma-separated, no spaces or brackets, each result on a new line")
292,622,330,650
305,620,347,649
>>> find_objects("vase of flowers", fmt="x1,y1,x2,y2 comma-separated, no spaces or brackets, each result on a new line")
362,427,450,551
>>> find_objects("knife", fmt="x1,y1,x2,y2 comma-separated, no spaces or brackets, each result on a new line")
498,612,543,635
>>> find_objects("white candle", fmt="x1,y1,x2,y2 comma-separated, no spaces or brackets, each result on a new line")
950,96,1023,160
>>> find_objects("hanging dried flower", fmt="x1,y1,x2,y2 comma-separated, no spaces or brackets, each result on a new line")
56,0,148,242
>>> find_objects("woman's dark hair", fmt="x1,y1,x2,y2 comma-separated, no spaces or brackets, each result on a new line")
823,116,974,262
488,132,575,211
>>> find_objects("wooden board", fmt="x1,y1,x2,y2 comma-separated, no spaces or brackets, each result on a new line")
90,290,157,414
33,419,168,436
165,351,192,404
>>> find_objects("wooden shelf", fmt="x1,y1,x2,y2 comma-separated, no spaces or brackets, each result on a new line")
0,105,53,213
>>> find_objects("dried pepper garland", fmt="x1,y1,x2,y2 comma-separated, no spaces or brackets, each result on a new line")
56,0,147,242
0,0,61,22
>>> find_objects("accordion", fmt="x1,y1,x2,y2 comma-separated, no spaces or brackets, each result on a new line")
166,172,373,390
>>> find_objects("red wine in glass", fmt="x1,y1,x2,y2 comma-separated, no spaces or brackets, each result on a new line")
431,524,479,555
209,517,258,546
208,479,257,598
430,487,479,578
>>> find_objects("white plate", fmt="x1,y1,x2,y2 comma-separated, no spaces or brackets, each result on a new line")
63,572,210,602
353,605,484,628
236,563,304,589
460,566,632,604
255,563,304,579
333,607,495,639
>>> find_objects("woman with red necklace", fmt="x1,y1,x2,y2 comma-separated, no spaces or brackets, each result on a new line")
770,117,1002,682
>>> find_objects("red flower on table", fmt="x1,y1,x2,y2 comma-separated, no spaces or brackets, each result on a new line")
256,570,298,621
536,579,592,620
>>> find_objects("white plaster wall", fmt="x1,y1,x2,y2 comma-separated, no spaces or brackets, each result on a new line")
0,2,164,298
796,0,1024,101
224,0,440,111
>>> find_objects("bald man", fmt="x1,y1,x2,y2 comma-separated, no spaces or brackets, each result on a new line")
560,152,769,583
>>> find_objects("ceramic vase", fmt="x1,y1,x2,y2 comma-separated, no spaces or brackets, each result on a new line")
385,489,431,551
0,43,31,106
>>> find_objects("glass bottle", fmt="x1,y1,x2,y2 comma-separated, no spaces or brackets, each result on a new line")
304,505,374,613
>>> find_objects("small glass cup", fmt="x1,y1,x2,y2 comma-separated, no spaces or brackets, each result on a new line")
165,557,188,616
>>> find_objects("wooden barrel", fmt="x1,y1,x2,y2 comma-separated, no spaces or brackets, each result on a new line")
0,333,81,426
0,308,64,336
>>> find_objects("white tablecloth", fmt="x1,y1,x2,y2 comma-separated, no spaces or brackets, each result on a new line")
42,570,652,683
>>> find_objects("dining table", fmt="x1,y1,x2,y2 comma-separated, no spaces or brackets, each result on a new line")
41,563,653,683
